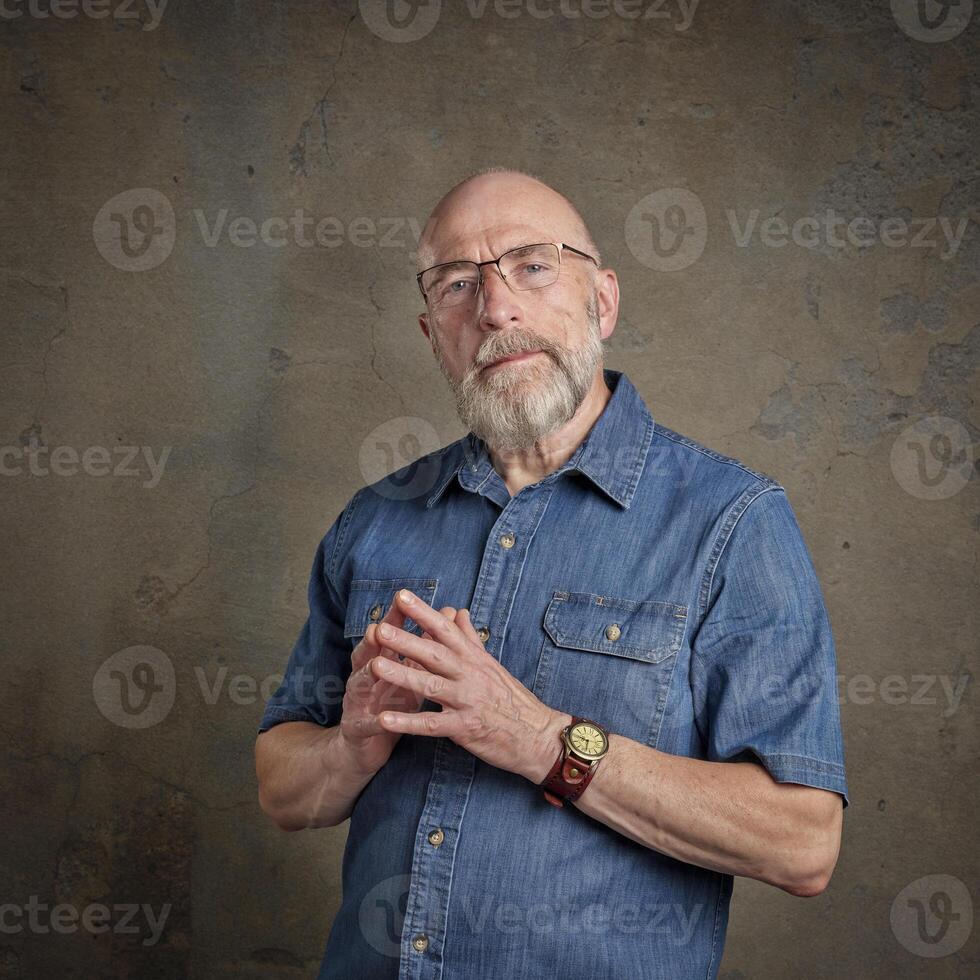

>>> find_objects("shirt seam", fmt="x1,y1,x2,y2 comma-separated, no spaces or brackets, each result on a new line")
327,488,362,587
652,424,778,485
257,705,321,731
760,752,847,775
695,484,785,628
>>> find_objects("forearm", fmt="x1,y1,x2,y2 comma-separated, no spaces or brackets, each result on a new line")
529,715,841,896
255,721,378,831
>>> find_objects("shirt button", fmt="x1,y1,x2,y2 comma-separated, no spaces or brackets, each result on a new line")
412,934,429,953
605,623,622,641
499,531,516,549
477,626,490,643
369,603,382,621
428,828,444,847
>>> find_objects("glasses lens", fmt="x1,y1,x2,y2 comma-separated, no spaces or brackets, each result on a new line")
499,244,560,290
422,262,480,309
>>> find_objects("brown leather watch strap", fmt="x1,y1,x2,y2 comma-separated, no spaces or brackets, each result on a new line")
540,715,598,808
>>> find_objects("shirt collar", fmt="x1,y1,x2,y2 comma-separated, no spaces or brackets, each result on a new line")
425,367,654,511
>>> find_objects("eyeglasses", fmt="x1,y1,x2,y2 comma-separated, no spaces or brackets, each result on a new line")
416,242,599,310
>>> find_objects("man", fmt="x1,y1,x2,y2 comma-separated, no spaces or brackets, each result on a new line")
255,168,849,980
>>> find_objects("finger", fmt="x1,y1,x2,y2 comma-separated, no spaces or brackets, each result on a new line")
372,657,457,706
377,707,456,736
455,607,483,645
412,606,458,665
394,590,469,655
346,659,382,701
376,620,463,679
351,593,422,670
351,624,399,672
367,671,423,712
342,711,387,738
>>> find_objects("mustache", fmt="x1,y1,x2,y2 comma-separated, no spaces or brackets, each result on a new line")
474,337,554,372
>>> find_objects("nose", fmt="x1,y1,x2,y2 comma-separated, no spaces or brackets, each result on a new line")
476,263,524,330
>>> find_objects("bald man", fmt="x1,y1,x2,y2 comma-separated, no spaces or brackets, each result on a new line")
255,169,849,980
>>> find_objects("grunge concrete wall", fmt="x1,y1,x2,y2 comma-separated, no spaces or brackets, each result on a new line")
1,0,977,976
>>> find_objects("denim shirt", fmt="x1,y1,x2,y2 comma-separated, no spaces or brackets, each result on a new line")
259,367,849,980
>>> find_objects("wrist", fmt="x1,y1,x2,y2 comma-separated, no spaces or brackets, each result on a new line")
334,726,387,781
523,707,573,784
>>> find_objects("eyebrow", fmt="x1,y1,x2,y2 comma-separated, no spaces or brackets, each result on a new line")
427,240,543,268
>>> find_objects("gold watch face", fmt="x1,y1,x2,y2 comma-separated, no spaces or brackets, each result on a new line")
566,721,608,760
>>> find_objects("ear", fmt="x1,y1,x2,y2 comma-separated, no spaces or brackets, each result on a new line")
595,268,619,341
418,312,431,342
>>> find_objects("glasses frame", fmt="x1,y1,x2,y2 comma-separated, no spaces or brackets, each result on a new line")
416,241,599,308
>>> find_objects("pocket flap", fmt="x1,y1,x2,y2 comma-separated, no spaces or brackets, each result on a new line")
543,591,686,663
344,578,439,638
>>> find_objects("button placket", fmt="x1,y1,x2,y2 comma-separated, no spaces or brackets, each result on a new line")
398,488,556,980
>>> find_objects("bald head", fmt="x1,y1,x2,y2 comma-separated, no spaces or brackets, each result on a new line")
416,168,601,274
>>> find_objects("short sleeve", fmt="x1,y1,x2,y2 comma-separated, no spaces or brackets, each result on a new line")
691,487,849,807
257,501,353,733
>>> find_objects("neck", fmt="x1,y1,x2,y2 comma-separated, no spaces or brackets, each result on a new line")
487,370,613,497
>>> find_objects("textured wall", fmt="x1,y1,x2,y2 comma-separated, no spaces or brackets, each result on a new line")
1,0,977,976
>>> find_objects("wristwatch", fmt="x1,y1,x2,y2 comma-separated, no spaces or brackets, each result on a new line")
539,716,610,808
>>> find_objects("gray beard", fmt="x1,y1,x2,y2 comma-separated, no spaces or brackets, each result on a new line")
435,295,605,453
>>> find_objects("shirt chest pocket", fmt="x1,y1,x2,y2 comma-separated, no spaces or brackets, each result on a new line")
531,591,688,748
344,578,439,642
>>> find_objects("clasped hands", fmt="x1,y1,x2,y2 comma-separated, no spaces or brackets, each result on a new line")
347,588,569,784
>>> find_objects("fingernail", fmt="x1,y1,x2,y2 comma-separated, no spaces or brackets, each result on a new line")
379,624,392,639
399,589,414,604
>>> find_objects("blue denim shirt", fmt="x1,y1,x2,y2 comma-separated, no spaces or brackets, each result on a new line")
259,367,849,980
